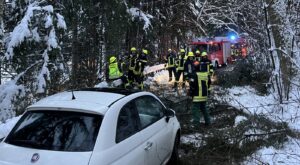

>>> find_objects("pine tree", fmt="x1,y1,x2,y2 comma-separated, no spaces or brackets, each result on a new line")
1,0,67,118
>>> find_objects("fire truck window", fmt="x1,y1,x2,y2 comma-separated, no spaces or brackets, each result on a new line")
195,45,207,52
209,44,221,53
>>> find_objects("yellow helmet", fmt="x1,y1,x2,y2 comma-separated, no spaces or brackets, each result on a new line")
180,49,185,53
131,47,137,52
142,49,148,55
109,56,116,63
201,52,208,57
196,50,200,54
188,52,194,57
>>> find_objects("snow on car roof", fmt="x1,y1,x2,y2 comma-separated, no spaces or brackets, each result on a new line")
28,91,126,114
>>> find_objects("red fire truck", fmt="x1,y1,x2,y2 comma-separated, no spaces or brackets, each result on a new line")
190,37,247,68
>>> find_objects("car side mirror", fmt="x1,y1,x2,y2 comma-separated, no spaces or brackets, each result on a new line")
165,108,175,123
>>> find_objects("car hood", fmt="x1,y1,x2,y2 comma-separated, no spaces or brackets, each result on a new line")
0,143,91,165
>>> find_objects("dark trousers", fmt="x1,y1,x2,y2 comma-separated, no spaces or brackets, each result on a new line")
128,70,134,83
192,101,211,125
176,70,185,82
134,74,144,90
168,67,176,80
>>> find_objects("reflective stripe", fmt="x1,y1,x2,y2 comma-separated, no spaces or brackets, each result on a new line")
176,57,185,71
168,57,175,67
133,62,142,75
193,72,208,102
188,64,192,73
109,62,123,79
129,58,136,70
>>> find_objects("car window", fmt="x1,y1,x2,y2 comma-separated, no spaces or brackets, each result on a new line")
135,96,164,128
116,101,140,143
5,110,102,152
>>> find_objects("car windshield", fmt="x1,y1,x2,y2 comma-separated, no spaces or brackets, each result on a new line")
5,110,102,152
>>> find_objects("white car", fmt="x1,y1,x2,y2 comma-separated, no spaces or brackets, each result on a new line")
0,88,181,165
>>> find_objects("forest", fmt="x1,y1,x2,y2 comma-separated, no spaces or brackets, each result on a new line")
1,0,300,164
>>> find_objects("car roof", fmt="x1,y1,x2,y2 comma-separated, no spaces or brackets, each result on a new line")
28,88,140,114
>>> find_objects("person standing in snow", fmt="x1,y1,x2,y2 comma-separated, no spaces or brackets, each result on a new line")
165,48,177,82
106,56,127,88
195,50,201,62
189,60,211,127
133,49,148,90
174,49,186,88
200,51,213,94
184,51,195,81
126,47,138,88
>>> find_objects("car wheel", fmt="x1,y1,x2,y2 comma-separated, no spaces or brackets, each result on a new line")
168,132,180,165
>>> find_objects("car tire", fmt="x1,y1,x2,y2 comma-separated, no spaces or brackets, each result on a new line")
167,132,180,165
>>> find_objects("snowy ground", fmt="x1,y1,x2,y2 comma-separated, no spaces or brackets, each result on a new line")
214,85,300,164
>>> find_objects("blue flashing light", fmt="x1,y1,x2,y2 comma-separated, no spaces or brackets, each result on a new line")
230,35,236,40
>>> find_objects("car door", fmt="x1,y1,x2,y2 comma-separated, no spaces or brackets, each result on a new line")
111,101,145,165
90,101,145,165
134,96,173,165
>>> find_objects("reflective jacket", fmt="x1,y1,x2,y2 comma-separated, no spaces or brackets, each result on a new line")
128,53,138,71
189,71,208,102
134,54,147,75
166,53,176,68
108,62,123,80
176,55,185,71
184,58,195,79
200,58,213,76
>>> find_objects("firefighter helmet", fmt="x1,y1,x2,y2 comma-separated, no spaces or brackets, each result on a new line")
180,49,185,53
131,47,137,52
109,56,116,63
142,49,148,55
201,52,208,57
196,50,200,54
188,52,194,57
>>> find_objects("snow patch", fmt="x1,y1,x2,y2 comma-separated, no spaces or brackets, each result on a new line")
56,13,67,30
47,28,58,50
181,133,204,148
127,7,153,30
95,81,109,88
244,137,300,165
45,15,53,28
0,116,21,139
234,115,248,127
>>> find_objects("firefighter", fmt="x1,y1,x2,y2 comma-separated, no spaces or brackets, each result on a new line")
134,49,148,90
200,52,213,94
195,50,201,61
127,47,138,87
184,51,195,80
189,60,211,127
174,49,186,88
106,56,127,87
165,48,177,82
